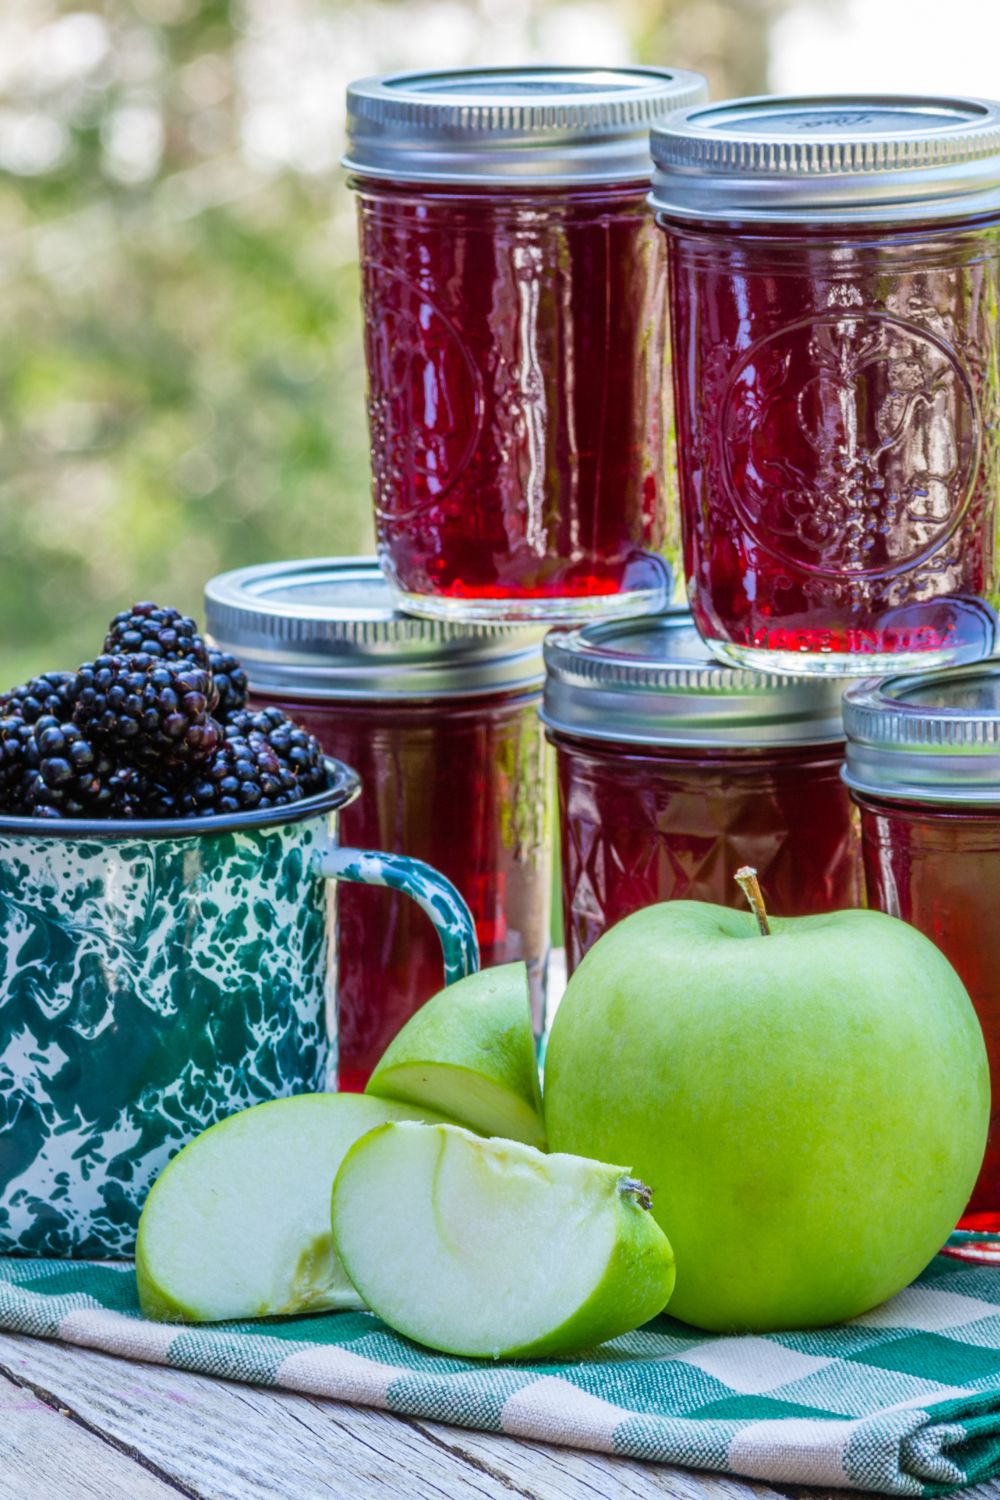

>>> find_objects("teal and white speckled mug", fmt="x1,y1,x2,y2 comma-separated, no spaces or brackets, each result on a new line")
0,760,478,1258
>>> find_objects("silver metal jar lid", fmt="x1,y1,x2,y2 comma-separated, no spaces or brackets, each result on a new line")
844,665,1000,804
650,93,1000,224
541,612,846,747
204,559,544,700
344,66,708,186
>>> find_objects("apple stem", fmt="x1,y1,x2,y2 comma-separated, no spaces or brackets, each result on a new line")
735,866,771,937
620,1178,654,1212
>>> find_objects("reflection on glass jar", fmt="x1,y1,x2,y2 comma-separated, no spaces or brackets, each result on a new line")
651,94,1000,676
345,66,707,623
543,612,861,974
276,692,549,1090
845,665,1000,1257
205,559,551,1091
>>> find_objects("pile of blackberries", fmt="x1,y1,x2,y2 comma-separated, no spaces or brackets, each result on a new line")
0,603,327,820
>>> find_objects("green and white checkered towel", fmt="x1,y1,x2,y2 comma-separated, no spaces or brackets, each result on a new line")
3,1249,1000,1494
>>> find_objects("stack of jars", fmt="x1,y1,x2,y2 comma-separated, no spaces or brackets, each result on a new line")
207,65,712,1094
209,72,1000,1247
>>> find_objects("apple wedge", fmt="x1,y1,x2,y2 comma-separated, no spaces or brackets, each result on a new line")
331,1121,675,1358
365,963,545,1148
136,1094,447,1323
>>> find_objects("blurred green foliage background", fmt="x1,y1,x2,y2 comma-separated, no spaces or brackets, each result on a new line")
0,0,779,687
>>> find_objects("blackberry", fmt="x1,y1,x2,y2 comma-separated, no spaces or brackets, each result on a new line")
0,671,78,725
104,602,209,670
0,716,37,808
73,654,222,768
227,706,326,795
208,648,248,717
105,764,183,820
181,723,304,816
12,716,115,818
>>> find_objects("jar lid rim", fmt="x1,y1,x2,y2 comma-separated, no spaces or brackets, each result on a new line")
650,91,1000,223
845,664,1000,737
345,64,708,185
204,558,544,699
349,64,703,109
542,611,847,746
844,663,1000,801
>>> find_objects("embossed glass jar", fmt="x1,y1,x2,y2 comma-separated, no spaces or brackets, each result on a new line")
542,612,861,974
344,66,707,623
844,666,1000,1256
206,559,551,1091
650,95,1000,677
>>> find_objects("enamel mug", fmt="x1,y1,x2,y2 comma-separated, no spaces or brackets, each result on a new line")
0,760,478,1257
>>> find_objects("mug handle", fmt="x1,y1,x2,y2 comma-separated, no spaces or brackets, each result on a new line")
319,846,480,985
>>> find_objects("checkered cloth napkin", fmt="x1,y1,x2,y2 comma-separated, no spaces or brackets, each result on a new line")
3,1250,1000,1494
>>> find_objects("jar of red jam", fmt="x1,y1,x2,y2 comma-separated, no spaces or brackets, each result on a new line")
650,95,1000,677
844,666,1000,1256
344,65,707,624
205,559,551,1090
542,611,861,974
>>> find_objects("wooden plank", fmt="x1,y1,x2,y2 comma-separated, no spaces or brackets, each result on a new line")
402,1416,793,1500
0,1330,784,1500
0,1361,179,1500
0,1331,524,1500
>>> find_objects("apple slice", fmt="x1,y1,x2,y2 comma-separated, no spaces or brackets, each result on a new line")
331,1121,676,1358
365,963,545,1148
136,1094,447,1323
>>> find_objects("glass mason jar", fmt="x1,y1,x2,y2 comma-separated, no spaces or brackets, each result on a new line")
844,665,1000,1258
542,611,861,974
344,66,707,624
650,95,1000,677
205,559,551,1091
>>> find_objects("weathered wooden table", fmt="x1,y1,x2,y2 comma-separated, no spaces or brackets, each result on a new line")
0,1328,997,1500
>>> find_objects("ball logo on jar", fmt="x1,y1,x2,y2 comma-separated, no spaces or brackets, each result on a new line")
362,264,484,521
720,312,981,580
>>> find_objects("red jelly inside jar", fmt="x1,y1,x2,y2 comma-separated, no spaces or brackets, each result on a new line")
651,94,1000,675
205,559,551,1092
543,613,861,974
344,65,707,623
844,666,1000,1256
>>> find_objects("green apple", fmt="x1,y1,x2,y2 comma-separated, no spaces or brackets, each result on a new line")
136,1094,448,1323
365,963,545,1148
543,884,990,1333
331,1121,675,1358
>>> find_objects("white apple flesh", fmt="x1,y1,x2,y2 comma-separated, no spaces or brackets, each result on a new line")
366,963,545,1148
136,1094,448,1323
330,1121,676,1358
